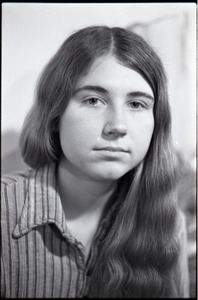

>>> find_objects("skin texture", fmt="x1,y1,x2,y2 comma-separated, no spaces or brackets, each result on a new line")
59,55,155,183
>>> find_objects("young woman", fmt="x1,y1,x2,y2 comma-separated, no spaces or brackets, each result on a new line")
1,26,189,298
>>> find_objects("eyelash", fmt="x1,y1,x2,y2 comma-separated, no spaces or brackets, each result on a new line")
83,97,147,110
83,97,106,106
126,101,146,110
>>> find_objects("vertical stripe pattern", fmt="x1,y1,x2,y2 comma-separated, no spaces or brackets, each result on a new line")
1,165,116,298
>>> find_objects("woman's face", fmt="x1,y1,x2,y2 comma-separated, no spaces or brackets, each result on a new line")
59,55,154,182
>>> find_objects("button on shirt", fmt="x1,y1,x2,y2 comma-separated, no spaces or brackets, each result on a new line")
1,164,117,298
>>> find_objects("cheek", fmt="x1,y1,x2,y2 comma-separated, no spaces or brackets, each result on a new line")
130,116,154,150
59,114,101,152
141,121,154,141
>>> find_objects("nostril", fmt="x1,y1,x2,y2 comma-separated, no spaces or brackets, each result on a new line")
108,130,126,136
103,122,127,136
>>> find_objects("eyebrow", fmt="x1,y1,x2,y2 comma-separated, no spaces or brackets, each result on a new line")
73,85,154,101
73,85,108,95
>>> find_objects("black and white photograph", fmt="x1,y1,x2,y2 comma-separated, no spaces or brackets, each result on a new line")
1,3,196,298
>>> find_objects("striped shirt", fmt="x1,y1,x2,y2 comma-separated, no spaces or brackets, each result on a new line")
1,164,118,298
1,164,189,298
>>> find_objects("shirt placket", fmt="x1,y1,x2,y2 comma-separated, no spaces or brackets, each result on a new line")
64,193,119,298
73,242,89,298
77,219,110,298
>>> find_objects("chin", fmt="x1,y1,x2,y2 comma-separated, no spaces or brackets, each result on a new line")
91,167,132,182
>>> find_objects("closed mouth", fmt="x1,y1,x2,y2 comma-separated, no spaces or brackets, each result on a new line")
94,147,129,153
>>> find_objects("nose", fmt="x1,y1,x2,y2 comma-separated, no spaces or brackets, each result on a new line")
103,109,127,137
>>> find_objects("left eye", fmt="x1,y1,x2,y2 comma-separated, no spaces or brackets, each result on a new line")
127,101,144,109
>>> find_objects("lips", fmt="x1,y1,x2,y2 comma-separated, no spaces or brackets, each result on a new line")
94,146,129,153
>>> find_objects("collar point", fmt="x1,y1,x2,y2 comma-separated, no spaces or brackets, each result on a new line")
12,224,29,239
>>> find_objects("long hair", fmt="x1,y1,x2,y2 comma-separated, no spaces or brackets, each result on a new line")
19,26,179,297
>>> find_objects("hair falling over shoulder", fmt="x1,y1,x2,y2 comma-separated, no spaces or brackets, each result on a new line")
89,148,179,298
88,72,180,297
19,26,180,297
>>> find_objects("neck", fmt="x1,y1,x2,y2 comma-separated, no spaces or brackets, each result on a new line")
57,158,117,221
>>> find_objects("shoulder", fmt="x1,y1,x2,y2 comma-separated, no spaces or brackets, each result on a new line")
174,208,189,297
1,170,31,186
1,169,32,199
1,169,33,221
1,164,57,229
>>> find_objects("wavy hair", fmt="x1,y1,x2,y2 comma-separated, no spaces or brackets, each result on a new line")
20,26,179,297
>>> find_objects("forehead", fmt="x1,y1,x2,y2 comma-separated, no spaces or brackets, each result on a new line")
76,55,154,97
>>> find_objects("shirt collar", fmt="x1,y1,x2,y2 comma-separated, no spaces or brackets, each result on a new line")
12,163,120,245
13,164,74,241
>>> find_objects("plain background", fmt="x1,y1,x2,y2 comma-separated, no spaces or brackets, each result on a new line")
2,3,196,170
